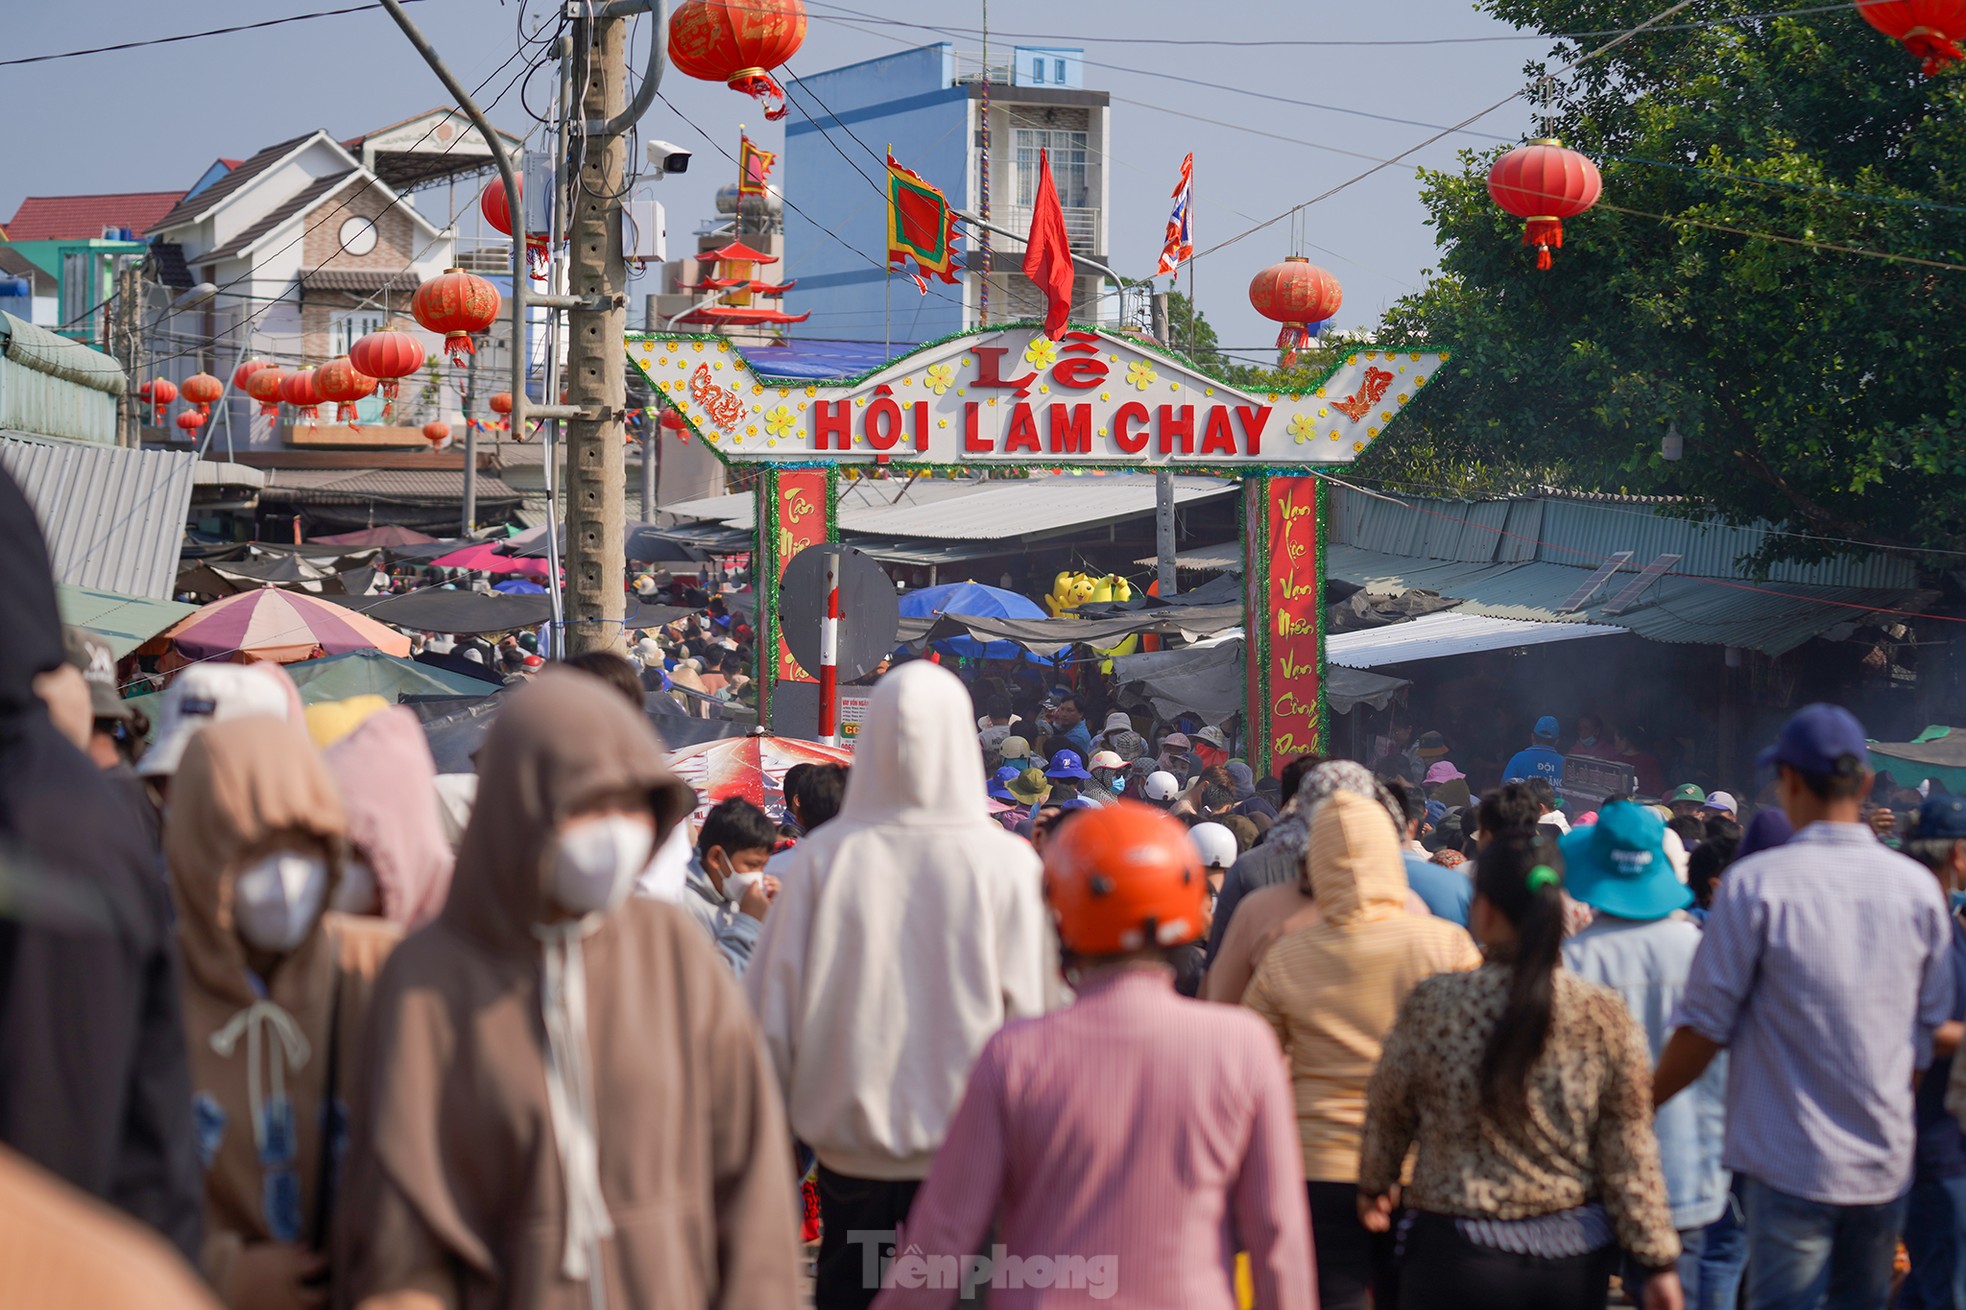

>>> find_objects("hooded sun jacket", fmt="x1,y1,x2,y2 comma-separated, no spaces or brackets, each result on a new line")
340,673,801,1310
322,706,455,927
165,716,401,1295
1243,791,1481,1182
746,662,1055,1181
0,467,203,1262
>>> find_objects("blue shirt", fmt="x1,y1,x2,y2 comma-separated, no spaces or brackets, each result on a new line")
1673,822,1955,1205
1402,851,1472,927
1914,916,1966,1181
1502,745,1565,786
1566,915,1731,1229
1056,721,1095,761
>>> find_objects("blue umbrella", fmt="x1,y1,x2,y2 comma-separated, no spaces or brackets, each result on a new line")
493,578,547,595
897,582,1058,663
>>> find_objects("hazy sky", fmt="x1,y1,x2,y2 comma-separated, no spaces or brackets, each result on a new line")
5,0,1549,359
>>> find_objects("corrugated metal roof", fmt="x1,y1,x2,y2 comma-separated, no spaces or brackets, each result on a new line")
259,467,521,505
1327,611,1628,669
661,489,755,527
1132,540,1244,573
0,433,195,599
1325,543,1926,657
1,312,126,395
1330,486,1918,589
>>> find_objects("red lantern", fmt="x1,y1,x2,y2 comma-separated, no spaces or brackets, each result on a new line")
144,378,178,424
348,328,426,421
175,411,205,437
181,373,224,417
488,391,513,432
1858,0,1966,74
412,268,501,366
480,177,550,280
667,0,807,121
1248,257,1344,368
421,421,451,448
1487,138,1603,271
232,357,271,391
315,357,379,425
245,366,287,417
281,367,322,425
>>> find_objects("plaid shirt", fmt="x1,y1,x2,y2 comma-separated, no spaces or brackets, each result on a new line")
1674,821,1954,1205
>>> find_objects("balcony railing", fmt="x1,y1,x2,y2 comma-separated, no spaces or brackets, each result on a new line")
952,51,1015,85
983,206,1101,255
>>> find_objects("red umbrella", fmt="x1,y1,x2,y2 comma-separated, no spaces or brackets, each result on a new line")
427,541,553,578
665,735,853,820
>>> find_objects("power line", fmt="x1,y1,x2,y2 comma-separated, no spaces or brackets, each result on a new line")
1598,201,1966,273
0,1,430,69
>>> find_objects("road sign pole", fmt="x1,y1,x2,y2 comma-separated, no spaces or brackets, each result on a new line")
818,550,841,745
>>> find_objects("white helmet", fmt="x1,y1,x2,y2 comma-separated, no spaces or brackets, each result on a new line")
1190,821,1238,871
1143,770,1181,802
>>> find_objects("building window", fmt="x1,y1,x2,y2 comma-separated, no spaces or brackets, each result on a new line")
1054,58,1067,82
1031,57,1045,83
1013,128,1090,209
330,308,386,356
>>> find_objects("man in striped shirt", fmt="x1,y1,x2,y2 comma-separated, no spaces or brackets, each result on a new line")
873,803,1315,1309
1655,704,1954,1310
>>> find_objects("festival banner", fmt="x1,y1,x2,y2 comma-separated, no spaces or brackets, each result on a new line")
1265,476,1324,764
771,468,830,683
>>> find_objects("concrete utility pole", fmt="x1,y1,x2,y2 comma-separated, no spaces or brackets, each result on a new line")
117,262,142,449
562,12,630,654
1150,291,1178,599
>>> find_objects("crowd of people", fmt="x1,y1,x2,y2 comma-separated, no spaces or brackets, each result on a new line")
7,454,1966,1310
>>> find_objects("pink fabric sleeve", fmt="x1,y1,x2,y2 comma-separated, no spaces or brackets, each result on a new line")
1232,1030,1318,1310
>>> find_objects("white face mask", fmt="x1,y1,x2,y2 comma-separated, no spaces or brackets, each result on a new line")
233,851,330,953
716,852,764,905
331,855,380,916
551,814,653,917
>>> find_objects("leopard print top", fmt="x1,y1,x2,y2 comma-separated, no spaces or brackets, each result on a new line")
1359,962,1680,1269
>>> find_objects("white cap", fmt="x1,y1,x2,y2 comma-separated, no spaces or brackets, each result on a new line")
1702,791,1739,815
1088,749,1125,771
1190,821,1238,871
1144,770,1181,802
138,663,296,777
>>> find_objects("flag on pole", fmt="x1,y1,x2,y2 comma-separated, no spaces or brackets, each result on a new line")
739,135,776,196
1022,148,1075,340
1156,152,1194,277
886,154,960,295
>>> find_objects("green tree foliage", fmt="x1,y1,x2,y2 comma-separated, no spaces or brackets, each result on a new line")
1360,0,1966,567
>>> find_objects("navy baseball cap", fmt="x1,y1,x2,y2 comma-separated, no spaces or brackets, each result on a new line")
1917,795,1966,842
1534,715,1559,739
1046,749,1093,781
1756,703,1869,777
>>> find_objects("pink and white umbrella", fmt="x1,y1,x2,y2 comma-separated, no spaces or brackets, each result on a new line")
158,586,412,666
427,541,553,578
665,735,853,821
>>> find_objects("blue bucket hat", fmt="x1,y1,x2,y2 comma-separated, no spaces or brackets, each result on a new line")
987,764,1020,803
1559,801,1691,921
1046,749,1093,781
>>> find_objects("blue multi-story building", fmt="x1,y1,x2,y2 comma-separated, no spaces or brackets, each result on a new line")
783,43,1111,345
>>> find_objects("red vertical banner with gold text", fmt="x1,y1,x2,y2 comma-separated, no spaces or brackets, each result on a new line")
770,468,830,682
1266,475,1324,767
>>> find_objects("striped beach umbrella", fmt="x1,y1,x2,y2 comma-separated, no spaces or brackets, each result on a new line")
159,587,413,665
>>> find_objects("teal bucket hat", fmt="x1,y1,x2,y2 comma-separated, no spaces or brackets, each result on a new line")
1559,801,1691,921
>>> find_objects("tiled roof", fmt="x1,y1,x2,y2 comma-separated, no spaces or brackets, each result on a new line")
151,131,319,231
0,246,45,282
298,267,421,294
3,191,186,240
202,172,352,263
259,467,521,505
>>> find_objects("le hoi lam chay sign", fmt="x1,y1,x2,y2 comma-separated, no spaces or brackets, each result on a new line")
630,327,1447,467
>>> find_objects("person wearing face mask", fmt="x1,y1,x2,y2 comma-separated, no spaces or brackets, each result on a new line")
165,716,403,1310
320,707,455,929
682,798,780,975
340,672,800,1310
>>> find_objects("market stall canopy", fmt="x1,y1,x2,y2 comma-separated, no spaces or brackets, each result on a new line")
282,649,501,704
901,603,1244,656
309,524,439,548
56,584,198,659
175,556,379,598
504,521,708,565
335,588,692,636
1109,633,1409,721
1325,611,1627,669
1870,727,1966,796
427,541,552,577
158,587,413,664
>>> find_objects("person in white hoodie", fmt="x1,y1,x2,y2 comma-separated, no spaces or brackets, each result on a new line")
747,660,1054,1310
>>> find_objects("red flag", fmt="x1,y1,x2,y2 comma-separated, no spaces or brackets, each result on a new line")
1021,148,1075,340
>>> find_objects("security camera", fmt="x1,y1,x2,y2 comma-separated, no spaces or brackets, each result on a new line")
645,140,692,178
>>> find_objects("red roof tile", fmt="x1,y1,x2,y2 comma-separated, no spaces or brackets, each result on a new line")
4,191,186,241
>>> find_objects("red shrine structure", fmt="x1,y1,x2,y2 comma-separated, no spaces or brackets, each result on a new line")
672,240,810,329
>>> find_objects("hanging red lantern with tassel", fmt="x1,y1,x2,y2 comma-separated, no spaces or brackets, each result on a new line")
1487,139,1602,270
667,0,807,121
143,378,178,424
489,391,513,432
347,327,426,421
281,367,322,425
175,411,205,438
422,421,451,449
233,358,272,391
314,357,379,426
1248,257,1344,368
181,373,224,417
244,366,287,417
1857,0,1966,74
481,177,550,280
411,268,501,366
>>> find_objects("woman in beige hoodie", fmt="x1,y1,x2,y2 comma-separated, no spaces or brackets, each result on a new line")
339,673,801,1310
1241,790,1481,1310
166,716,400,1310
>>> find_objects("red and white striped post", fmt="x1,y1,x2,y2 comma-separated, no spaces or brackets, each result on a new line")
817,550,841,745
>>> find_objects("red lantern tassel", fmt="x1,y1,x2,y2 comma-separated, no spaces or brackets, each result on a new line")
1275,323,1310,369
299,405,319,427
1524,217,1564,270
379,379,399,422
258,400,281,418
152,403,167,423
730,71,790,121
526,236,551,281
445,332,476,367
1903,27,1964,76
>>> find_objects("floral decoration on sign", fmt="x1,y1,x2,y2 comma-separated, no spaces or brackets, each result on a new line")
1126,360,1157,391
924,363,956,395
